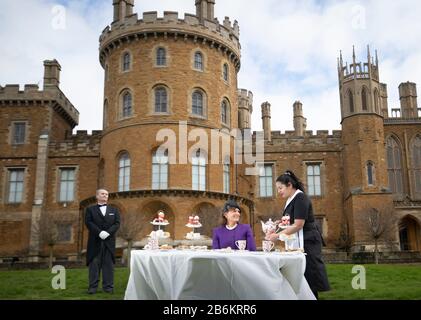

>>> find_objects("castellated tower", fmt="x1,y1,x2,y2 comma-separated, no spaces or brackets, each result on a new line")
338,46,395,251
293,101,306,136
95,0,252,240
238,89,253,129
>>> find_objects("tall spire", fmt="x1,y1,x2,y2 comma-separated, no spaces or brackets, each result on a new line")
375,50,379,66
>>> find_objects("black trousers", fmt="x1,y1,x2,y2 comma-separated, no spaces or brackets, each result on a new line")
88,242,114,292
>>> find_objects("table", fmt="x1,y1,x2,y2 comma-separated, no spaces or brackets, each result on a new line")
124,250,316,300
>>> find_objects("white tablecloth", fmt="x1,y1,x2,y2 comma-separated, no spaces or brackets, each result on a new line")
124,250,315,300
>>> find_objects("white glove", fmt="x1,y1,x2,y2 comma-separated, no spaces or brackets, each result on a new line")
99,231,110,240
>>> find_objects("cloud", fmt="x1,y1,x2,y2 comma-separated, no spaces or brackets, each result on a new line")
1,0,420,134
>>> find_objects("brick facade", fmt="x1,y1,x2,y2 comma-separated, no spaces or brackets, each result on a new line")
0,0,420,260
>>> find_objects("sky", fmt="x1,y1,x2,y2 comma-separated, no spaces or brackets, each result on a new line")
1,0,421,134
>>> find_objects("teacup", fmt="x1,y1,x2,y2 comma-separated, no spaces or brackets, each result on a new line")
262,240,275,252
235,240,247,250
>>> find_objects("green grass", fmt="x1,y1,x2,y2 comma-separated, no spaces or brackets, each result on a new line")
0,264,420,300
319,264,421,300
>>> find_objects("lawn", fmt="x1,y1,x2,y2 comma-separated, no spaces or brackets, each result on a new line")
0,264,420,300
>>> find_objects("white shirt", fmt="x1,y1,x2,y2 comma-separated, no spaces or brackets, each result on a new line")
225,224,238,231
99,205,107,216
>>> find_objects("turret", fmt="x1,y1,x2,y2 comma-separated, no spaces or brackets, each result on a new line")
43,59,61,89
195,0,215,22
399,82,418,118
261,102,271,142
113,0,134,22
293,101,307,136
238,89,253,129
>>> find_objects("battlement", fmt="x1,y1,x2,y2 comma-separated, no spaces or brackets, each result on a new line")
49,130,102,156
0,84,79,126
238,89,253,102
0,84,79,127
338,46,379,82
254,129,342,140
99,10,241,70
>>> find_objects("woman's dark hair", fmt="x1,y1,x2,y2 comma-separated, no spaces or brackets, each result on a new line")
276,170,305,192
220,199,241,226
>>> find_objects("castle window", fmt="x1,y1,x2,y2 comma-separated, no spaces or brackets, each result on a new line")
387,137,403,194
156,48,166,66
118,153,130,192
259,164,273,198
223,157,230,194
59,168,76,202
7,168,25,204
57,223,72,243
192,90,204,116
122,91,132,118
122,52,131,72
348,90,354,113
194,51,203,71
154,87,168,113
362,87,368,111
307,164,321,196
152,149,168,190
374,89,380,113
367,162,374,186
192,149,206,191
223,63,229,82
411,136,421,192
221,100,230,125
12,122,26,145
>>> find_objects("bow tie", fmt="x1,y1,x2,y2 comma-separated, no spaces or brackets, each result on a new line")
98,204,107,207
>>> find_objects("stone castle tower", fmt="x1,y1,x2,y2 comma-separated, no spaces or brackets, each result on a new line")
94,0,253,239
338,46,396,249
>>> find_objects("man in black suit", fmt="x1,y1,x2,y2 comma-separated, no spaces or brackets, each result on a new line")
85,189,120,294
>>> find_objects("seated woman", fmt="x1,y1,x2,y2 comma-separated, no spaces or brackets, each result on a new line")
212,200,256,251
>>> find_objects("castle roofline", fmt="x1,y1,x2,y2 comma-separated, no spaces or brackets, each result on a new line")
0,84,79,127
99,11,241,71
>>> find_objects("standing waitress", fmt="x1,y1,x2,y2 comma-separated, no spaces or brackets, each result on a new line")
266,170,330,299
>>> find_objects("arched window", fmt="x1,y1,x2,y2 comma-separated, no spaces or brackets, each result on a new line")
223,157,230,194
192,90,204,116
156,48,166,66
192,149,206,191
152,149,168,190
103,100,108,128
223,63,229,82
387,137,403,194
348,90,354,113
155,87,168,113
221,100,228,125
118,153,130,192
374,89,380,114
194,51,203,71
411,136,421,192
367,162,374,186
122,52,131,71
362,87,368,111
122,91,132,118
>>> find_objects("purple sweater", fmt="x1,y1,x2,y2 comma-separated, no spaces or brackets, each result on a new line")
212,224,257,251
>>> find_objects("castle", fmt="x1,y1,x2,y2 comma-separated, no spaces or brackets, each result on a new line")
0,0,420,262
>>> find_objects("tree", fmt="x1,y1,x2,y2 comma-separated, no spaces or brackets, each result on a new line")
335,218,352,254
363,206,397,264
194,203,220,238
35,211,72,269
117,211,147,268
